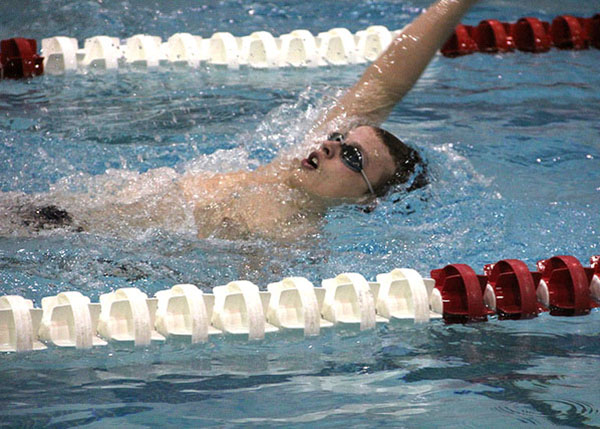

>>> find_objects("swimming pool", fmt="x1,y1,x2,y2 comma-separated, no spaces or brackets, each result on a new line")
1,0,599,427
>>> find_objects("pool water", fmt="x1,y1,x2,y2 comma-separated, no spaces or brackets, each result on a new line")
1,0,599,427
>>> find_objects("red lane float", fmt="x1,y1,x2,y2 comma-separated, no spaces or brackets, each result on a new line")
535,256,597,316
472,19,514,52
513,17,552,52
431,255,598,323
0,38,44,79
483,259,541,319
550,15,589,49
430,264,492,323
440,24,478,57
442,13,599,56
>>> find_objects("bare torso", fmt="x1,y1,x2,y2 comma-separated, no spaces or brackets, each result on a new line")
177,162,327,240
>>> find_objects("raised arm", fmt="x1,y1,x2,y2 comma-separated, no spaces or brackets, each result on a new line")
320,0,479,128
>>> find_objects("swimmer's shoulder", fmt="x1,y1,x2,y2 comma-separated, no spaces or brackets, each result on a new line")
178,171,242,202
178,164,288,202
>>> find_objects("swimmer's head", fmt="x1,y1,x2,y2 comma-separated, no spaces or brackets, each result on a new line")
290,125,425,202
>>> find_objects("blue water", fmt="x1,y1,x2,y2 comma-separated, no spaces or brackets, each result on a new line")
1,0,599,427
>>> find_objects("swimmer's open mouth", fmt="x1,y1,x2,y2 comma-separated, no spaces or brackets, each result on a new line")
302,151,319,170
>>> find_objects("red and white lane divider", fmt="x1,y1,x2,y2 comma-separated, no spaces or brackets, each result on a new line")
0,254,598,353
1,14,598,79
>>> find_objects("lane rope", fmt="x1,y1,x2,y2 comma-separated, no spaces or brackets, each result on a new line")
0,14,598,78
1,254,598,353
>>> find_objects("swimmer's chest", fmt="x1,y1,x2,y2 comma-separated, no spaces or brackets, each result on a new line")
194,184,317,239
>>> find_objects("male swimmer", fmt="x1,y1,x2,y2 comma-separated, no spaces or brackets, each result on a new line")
179,0,478,239
2,0,478,239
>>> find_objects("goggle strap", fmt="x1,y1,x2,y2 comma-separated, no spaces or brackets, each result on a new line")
360,169,375,195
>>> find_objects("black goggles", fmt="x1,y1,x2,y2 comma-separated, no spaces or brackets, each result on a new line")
328,132,375,195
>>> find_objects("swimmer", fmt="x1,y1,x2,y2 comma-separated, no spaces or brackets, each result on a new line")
1,0,478,239
178,0,478,239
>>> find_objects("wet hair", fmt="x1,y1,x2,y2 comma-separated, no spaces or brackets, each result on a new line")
21,205,76,231
370,126,428,197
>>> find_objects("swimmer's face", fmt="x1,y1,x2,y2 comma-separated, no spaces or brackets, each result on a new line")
290,126,396,201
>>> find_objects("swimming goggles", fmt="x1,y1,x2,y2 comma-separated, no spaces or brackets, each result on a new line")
328,132,375,195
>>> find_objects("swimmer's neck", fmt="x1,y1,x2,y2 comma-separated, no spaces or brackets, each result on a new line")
179,157,360,214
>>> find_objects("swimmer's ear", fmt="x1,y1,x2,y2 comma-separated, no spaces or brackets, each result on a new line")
358,198,378,214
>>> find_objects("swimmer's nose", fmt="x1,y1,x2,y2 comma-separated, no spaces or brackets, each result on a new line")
321,141,337,159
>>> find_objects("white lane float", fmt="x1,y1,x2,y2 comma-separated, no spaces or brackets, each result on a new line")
97,287,165,345
239,31,280,68
355,25,393,62
375,268,436,323
125,34,165,68
317,28,359,65
320,273,385,330
81,36,122,70
38,291,106,348
208,32,241,68
0,295,45,352
590,255,600,302
211,281,277,339
278,30,319,67
41,36,79,74
154,284,221,343
266,277,333,336
166,33,206,67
